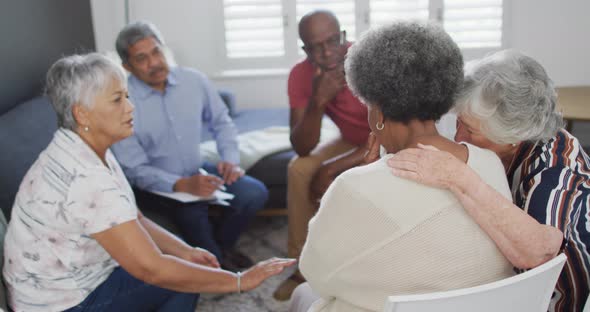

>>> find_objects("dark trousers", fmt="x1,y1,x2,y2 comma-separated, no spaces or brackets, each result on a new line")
63,267,198,312
136,162,269,259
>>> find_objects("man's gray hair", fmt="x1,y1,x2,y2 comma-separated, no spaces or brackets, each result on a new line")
116,21,165,64
455,50,563,144
345,22,463,122
45,53,127,131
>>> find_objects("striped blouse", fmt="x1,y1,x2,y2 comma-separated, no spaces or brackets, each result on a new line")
507,129,590,312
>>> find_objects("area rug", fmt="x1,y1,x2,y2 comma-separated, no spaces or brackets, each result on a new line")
197,216,296,312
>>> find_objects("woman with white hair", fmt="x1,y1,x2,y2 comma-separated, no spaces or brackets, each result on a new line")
2,53,294,312
389,50,590,311
289,22,514,312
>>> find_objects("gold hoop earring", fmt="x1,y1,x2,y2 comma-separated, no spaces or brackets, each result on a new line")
376,122,384,130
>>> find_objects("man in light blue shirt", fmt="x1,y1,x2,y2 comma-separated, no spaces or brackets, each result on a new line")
112,21,268,270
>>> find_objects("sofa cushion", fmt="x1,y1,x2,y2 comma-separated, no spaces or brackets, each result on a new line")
0,96,57,219
201,107,290,142
264,184,288,209
200,107,293,209
230,108,292,208
247,150,294,209
247,150,295,186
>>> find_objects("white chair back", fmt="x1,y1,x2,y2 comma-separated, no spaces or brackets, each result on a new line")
383,253,567,312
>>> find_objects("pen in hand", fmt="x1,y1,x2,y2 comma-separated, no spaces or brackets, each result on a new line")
198,168,227,191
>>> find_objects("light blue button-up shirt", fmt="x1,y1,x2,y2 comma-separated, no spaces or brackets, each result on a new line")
112,67,239,192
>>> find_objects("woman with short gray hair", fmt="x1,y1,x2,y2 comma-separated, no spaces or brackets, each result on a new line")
2,53,295,312
290,22,514,312
456,50,562,147
389,50,590,311
45,53,128,130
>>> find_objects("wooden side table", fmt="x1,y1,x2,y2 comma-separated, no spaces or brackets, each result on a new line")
556,86,590,132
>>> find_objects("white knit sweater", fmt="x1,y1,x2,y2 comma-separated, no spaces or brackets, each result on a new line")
299,143,515,312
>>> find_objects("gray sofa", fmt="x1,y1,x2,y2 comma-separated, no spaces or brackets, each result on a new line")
0,91,292,222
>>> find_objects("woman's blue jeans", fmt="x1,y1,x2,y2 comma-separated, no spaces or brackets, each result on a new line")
63,267,199,312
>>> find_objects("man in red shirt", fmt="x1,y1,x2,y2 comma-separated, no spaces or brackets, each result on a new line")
274,10,371,300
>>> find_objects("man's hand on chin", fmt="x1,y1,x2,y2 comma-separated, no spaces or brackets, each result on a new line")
311,63,346,108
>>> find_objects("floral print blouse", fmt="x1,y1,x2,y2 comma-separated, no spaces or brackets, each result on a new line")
3,128,137,312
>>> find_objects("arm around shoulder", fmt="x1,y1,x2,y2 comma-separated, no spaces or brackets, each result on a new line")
448,163,563,269
389,146,563,269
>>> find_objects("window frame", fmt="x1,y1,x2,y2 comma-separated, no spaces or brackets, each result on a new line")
214,0,510,74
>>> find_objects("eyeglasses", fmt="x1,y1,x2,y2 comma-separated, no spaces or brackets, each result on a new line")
303,30,346,56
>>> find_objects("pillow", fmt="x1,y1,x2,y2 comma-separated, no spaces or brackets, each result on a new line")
0,96,57,219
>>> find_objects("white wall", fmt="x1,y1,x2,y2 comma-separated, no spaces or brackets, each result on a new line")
90,0,125,56
509,0,590,87
91,0,590,109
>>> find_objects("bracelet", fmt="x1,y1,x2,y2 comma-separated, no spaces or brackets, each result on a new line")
237,271,242,294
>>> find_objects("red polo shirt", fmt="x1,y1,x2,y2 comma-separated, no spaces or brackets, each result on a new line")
287,58,370,147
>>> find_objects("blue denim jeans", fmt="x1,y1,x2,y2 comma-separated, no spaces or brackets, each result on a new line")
64,267,199,312
136,162,269,259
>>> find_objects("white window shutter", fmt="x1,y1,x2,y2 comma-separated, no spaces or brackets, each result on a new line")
219,0,506,70
444,0,503,48
369,0,429,28
223,0,285,58
296,0,356,49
